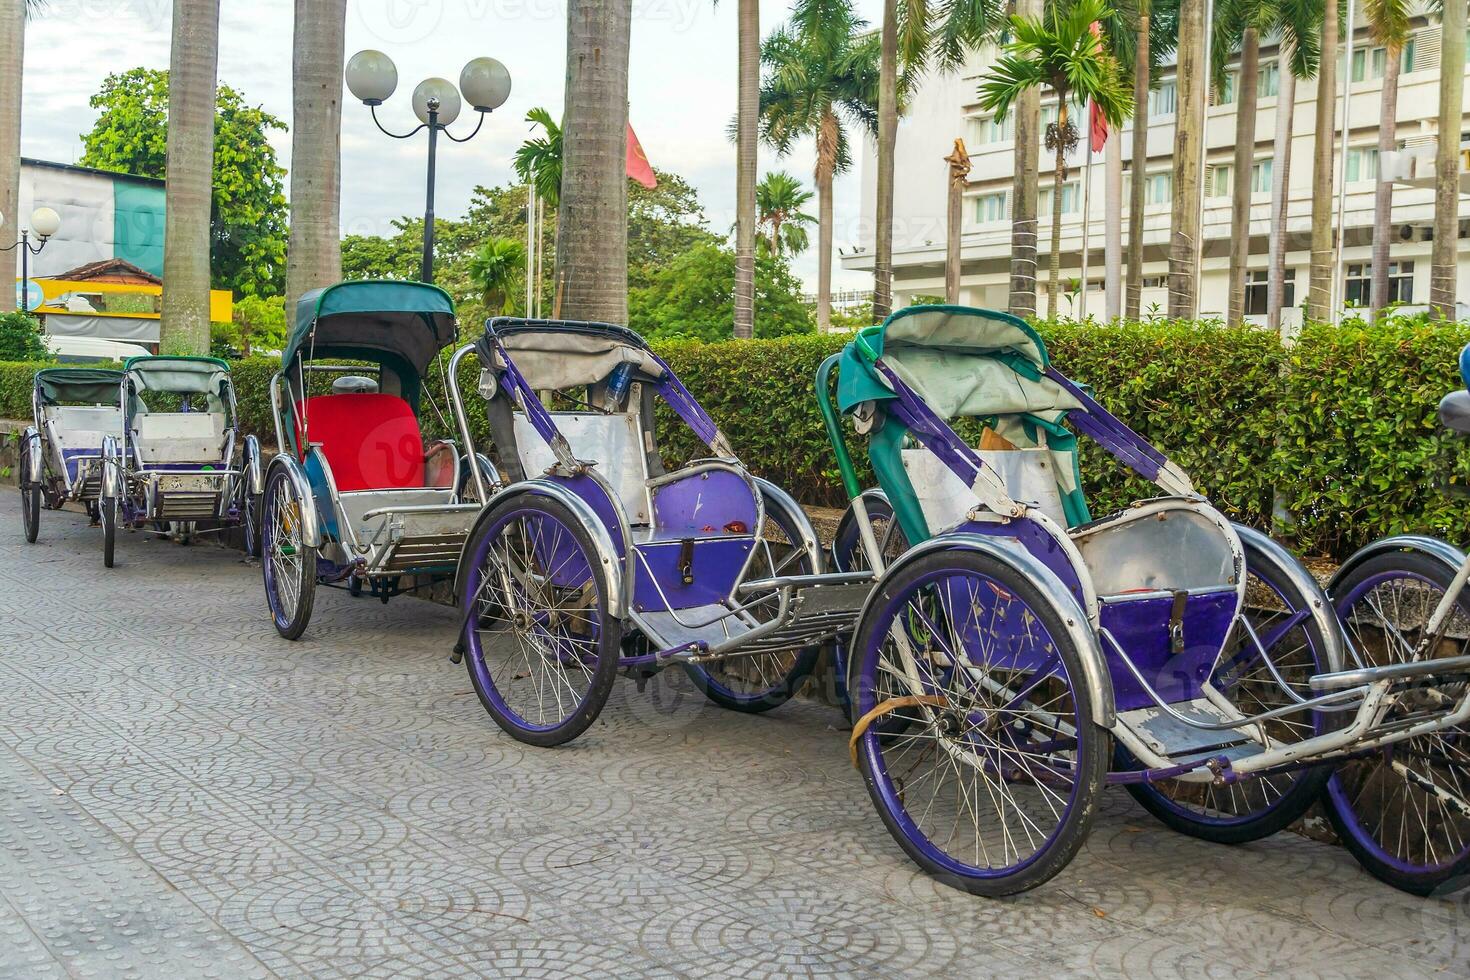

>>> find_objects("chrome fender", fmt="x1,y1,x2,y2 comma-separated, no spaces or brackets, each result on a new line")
1233,523,1345,671
100,435,123,500
452,479,627,619
851,531,1116,728
1328,534,1469,598
243,435,264,496
264,453,324,549
754,476,824,574
19,427,42,485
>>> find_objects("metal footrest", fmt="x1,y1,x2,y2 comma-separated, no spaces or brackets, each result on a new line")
1309,655,1470,691
1116,698,1263,764
642,576,873,661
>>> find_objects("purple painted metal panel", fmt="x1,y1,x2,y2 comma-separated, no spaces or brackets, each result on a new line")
60,448,97,483
956,518,1086,608
1100,589,1238,710
631,536,754,612
550,473,627,557
650,469,758,535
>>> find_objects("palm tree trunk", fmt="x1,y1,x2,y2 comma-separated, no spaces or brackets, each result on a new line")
1125,3,1149,320
1048,101,1067,320
160,0,221,355
873,0,898,321
1370,46,1402,315
1011,0,1043,318
1307,8,1338,321
286,0,345,313
815,110,838,332
1105,116,1123,320
557,0,631,324
1267,42,1296,333
1226,27,1261,326
0,0,22,314
1168,0,1205,318
1431,2,1466,317
734,0,757,337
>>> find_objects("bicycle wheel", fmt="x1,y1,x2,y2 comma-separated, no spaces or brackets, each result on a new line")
1326,550,1470,895
830,492,909,717
261,469,317,640
100,493,117,568
850,547,1107,897
19,440,39,544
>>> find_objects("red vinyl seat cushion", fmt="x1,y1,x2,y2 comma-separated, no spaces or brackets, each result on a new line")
297,394,426,491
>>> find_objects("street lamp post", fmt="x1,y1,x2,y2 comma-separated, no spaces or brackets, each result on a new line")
1,207,62,312
345,51,512,284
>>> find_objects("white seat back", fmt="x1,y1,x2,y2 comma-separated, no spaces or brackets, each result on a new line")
133,412,226,464
42,405,124,455
513,413,651,524
901,446,1066,531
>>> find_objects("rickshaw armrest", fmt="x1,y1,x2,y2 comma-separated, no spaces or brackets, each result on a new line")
1309,655,1470,691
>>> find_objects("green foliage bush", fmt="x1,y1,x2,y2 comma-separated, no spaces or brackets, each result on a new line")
0,312,48,362
5,314,1470,560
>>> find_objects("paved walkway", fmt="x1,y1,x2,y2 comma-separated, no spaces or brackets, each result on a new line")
0,497,1466,979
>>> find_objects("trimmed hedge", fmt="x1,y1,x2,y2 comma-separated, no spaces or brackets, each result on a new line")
3,317,1468,560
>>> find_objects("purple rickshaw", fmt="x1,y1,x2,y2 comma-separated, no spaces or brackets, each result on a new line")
18,368,126,544
817,305,1470,896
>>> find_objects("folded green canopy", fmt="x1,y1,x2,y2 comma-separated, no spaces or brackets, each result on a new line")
286,280,457,381
35,368,124,406
124,355,232,394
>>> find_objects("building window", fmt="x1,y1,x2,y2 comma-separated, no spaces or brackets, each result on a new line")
1150,81,1177,118
1214,71,1236,105
1351,46,1391,82
974,190,1009,223
1141,275,1167,289
969,113,1014,145
1346,147,1379,182
1401,37,1417,73
1345,261,1414,306
1140,172,1172,206
1039,181,1081,215
1245,269,1294,314
1257,61,1280,98
1208,164,1232,198
1250,158,1273,194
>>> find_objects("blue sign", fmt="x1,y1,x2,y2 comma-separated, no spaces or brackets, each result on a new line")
16,279,43,312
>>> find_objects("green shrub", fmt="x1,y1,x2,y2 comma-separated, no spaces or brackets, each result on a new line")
0,312,48,361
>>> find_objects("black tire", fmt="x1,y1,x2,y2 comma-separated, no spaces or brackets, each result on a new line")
241,492,262,558
262,468,317,640
100,495,117,568
20,441,39,544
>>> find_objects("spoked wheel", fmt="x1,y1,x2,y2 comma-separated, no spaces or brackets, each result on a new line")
460,494,621,747
682,489,822,713
1125,534,1335,843
19,441,39,544
99,494,118,568
830,492,909,718
262,469,317,640
1327,551,1470,895
850,548,1107,896
241,490,262,558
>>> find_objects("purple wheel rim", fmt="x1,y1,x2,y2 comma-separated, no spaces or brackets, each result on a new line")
855,563,1083,880
1328,568,1470,876
463,504,605,735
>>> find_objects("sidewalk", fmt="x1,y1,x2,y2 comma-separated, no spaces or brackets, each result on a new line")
0,496,1463,978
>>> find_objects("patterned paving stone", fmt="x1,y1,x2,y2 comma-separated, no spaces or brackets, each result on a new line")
2,495,1468,978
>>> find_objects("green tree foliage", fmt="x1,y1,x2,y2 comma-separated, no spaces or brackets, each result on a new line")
755,172,816,257
0,312,47,360
467,237,527,314
627,170,723,290
212,294,286,359
79,68,288,298
629,241,815,341
512,107,562,207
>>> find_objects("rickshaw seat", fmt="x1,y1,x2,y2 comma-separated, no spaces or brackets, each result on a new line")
298,393,427,492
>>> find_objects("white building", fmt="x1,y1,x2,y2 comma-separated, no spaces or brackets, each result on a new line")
842,14,1470,321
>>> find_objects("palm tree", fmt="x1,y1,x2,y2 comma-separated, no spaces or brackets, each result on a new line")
1011,0,1043,318
1216,0,1268,326
1,0,45,314
755,172,817,257
160,0,221,355
1167,0,1205,318
1307,1,1338,321
735,0,759,338
1265,4,1320,332
979,0,1134,319
1366,0,1412,315
1430,0,1466,317
757,0,880,329
285,0,346,313
468,237,527,314
557,0,632,323
513,108,562,207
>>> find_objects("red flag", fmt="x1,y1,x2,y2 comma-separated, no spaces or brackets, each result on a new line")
1088,22,1107,152
626,123,657,189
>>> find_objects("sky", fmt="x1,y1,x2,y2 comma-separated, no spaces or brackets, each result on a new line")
18,0,886,292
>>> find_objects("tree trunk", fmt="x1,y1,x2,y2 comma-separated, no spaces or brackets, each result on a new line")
1168,0,1204,318
733,0,757,337
0,0,22,313
286,0,345,314
1125,5,1149,320
1307,8,1339,322
1370,46,1402,315
557,0,631,324
1431,2,1466,318
1105,118,1123,320
160,0,221,355
944,139,971,304
815,110,838,332
873,0,898,321
1010,0,1043,318
1267,42,1297,333
1227,27,1261,326
1048,101,1067,320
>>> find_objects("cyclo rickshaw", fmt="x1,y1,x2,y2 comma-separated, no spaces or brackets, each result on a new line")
18,367,124,543
815,305,1470,896
451,317,872,745
99,355,261,568
259,280,495,640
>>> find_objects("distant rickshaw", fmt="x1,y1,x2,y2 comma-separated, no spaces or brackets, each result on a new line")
18,367,125,543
